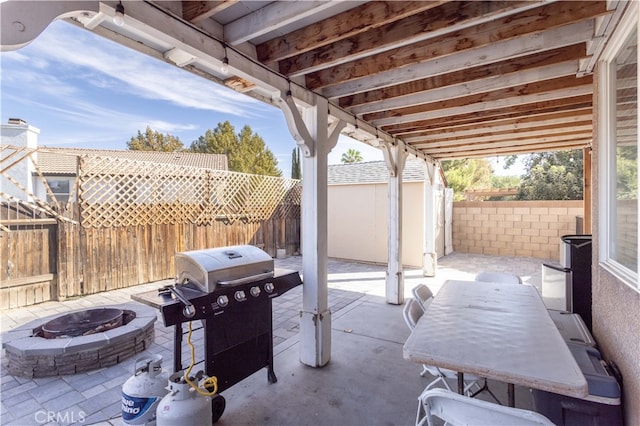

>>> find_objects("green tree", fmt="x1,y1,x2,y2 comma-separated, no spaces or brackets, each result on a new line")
441,158,493,201
616,145,637,200
516,150,583,200
291,147,302,179
341,148,363,164
492,175,521,188
190,121,281,176
127,126,184,151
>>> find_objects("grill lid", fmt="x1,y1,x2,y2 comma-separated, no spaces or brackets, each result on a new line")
175,245,274,293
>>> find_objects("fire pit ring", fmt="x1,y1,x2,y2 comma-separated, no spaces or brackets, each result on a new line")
41,308,124,339
1,303,157,378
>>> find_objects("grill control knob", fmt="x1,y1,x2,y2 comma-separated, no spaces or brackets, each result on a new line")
250,286,261,297
234,290,247,302
217,295,229,307
264,282,275,293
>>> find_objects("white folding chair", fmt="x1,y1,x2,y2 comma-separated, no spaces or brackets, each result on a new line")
475,271,522,284
416,388,554,426
411,284,434,312
402,299,481,396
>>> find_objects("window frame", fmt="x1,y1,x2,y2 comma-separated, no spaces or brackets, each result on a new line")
598,2,640,292
45,177,72,205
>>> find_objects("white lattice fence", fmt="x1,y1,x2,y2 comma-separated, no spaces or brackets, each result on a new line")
79,155,301,228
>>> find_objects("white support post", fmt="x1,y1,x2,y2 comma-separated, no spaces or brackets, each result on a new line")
382,143,407,305
279,92,344,367
423,162,438,277
444,187,454,255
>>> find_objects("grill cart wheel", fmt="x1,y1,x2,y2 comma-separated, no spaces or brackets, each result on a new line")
212,395,226,423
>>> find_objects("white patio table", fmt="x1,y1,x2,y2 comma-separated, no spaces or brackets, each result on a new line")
402,279,588,407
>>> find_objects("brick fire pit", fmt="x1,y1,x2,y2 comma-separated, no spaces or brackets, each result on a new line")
2,303,157,378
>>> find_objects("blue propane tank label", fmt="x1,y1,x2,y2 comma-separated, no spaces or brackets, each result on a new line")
121,393,159,425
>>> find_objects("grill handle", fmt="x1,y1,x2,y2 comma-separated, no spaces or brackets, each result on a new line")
169,285,196,318
217,271,274,287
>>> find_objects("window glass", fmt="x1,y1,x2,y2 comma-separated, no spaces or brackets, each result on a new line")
47,180,70,193
46,179,70,204
611,27,638,272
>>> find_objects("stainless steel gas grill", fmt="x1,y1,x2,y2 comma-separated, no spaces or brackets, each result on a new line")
132,245,302,423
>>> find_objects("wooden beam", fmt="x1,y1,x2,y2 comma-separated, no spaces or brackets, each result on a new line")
368,75,593,126
431,140,591,160
1,218,58,226
256,1,445,64
224,1,344,46
182,1,238,24
1,274,55,290
320,20,596,98
280,1,544,76
409,126,593,152
406,122,594,146
402,111,593,141
384,100,593,135
350,60,582,115
339,44,587,110
304,2,607,90
223,76,256,92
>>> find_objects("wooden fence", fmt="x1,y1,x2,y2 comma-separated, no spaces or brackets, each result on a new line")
1,149,301,309
54,215,300,301
0,202,57,309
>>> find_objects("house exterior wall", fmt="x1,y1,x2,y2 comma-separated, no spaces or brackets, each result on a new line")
1,122,39,201
452,200,584,260
328,181,425,267
592,61,640,425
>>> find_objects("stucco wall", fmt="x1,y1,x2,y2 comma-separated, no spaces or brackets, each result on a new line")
453,200,584,260
1,123,39,202
328,181,425,267
592,62,640,424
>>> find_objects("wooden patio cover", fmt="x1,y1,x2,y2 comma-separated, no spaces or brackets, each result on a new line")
1,1,627,161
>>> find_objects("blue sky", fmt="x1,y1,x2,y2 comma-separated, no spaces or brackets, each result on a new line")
0,19,384,178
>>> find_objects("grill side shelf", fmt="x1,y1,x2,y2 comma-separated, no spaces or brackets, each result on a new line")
157,269,301,327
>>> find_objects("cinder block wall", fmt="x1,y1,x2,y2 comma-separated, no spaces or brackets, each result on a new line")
453,200,584,260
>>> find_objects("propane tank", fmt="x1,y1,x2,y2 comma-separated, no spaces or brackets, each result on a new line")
156,372,212,426
122,354,169,425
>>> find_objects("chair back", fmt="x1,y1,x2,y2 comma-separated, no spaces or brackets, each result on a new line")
474,271,522,284
416,388,554,426
402,298,423,331
412,284,434,311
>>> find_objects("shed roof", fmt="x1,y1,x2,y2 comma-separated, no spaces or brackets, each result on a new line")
35,147,228,175
328,159,426,185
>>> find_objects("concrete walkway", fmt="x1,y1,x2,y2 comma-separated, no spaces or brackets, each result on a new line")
1,253,548,426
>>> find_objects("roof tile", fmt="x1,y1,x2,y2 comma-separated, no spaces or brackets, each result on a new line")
36,147,228,175
328,159,426,185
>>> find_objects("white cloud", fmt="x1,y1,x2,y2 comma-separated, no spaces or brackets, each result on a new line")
145,120,198,134
30,21,269,117
1,62,79,98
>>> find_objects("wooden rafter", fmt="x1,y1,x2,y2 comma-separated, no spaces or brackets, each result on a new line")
367,75,593,125
182,1,239,23
256,1,445,64
3,0,626,163
280,1,543,77
302,1,607,90
405,118,594,144
339,44,587,110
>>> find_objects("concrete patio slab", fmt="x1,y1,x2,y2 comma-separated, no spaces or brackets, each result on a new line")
1,253,547,425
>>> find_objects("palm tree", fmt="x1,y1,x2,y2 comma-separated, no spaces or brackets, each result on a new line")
341,148,363,164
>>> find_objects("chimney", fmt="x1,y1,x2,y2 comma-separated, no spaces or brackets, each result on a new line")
8,118,27,125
